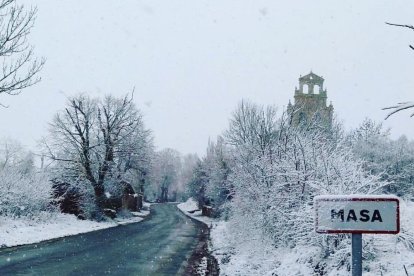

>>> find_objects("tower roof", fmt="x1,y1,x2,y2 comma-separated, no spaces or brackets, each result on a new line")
299,72,324,82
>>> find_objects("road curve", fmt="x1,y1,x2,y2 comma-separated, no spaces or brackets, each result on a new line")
0,204,203,275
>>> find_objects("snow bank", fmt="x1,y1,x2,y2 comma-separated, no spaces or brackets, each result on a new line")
210,221,314,276
114,209,150,225
177,198,214,226
0,214,115,248
0,206,151,248
177,198,198,212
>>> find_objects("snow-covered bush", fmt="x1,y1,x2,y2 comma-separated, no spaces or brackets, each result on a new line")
51,175,99,220
0,167,54,218
0,139,55,219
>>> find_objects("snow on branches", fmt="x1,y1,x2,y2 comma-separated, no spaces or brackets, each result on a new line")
43,93,153,217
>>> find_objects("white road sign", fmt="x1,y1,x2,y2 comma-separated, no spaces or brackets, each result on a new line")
314,195,400,234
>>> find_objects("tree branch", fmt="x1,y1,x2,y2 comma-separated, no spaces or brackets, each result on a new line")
386,22,414,50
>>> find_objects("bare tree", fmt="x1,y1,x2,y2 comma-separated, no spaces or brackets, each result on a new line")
386,22,414,50
383,102,414,119
96,94,144,186
44,94,151,215
0,0,44,98
46,95,102,207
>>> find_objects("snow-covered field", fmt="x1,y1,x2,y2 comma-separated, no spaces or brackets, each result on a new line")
0,204,151,248
179,198,414,276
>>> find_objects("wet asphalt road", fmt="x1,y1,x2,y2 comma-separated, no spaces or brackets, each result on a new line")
0,204,202,275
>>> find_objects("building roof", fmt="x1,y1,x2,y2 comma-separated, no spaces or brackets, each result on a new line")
299,72,324,82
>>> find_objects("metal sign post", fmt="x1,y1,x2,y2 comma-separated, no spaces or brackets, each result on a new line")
314,195,400,275
351,233,362,276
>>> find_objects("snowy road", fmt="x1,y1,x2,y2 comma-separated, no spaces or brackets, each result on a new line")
0,204,203,275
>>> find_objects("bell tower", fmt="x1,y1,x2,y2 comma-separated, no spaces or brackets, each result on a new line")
287,72,333,128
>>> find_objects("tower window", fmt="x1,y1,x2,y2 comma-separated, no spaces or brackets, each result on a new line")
313,84,320,94
302,84,309,94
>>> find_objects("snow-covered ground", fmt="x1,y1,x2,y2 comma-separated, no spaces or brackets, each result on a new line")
179,198,414,276
178,199,279,275
177,198,198,211
0,204,151,248
210,224,414,276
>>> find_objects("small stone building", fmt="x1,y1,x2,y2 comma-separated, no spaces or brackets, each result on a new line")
287,72,333,128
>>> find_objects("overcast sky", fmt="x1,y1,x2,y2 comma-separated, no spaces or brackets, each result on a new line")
0,0,413,156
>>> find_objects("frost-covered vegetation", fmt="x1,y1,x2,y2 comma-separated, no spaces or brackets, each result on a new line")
42,93,154,219
186,100,414,275
0,139,54,219
146,148,186,202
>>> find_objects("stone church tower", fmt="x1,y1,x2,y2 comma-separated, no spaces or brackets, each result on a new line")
287,72,333,128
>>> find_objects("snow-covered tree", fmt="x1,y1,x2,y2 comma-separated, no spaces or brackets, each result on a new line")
148,148,182,202
203,137,233,214
186,159,209,208
117,124,153,196
0,138,34,174
349,119,414,196
179,153,199,200
44,94,152,217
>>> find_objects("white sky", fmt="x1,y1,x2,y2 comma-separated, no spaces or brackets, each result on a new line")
0,0,413,156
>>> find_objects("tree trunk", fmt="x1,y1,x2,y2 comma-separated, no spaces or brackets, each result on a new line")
160,186,168,202
93,183,106,211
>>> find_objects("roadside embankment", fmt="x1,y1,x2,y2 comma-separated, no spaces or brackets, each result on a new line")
177,199,219,276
